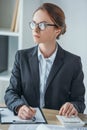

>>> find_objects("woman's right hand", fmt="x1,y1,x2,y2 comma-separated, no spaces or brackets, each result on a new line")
17,105,36,120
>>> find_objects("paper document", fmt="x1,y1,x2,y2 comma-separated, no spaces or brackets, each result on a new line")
0,107,47,124
8,124,87,130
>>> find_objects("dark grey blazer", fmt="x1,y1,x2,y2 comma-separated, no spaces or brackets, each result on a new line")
4,44,85,113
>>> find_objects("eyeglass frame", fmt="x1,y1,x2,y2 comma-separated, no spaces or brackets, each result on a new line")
29,21,58,31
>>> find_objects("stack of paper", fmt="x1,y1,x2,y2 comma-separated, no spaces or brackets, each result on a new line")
8,124,87,130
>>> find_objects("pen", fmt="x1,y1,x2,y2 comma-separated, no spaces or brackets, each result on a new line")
21,96,36,121
32,116,36,121
29,106,36,121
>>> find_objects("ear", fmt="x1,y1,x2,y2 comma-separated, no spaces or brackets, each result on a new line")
55,28,61,36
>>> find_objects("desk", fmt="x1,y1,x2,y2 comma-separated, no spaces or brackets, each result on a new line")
0,108,87,130
42,109,87,125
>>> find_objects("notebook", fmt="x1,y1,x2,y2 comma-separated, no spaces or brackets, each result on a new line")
0,107,47,124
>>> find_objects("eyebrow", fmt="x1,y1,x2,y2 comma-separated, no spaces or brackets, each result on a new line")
33,20,50,24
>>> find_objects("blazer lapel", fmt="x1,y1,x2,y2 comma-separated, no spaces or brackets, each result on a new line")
28,47,40,101
46,45,64,89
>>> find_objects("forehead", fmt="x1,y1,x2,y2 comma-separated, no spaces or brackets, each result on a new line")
33,10,52,23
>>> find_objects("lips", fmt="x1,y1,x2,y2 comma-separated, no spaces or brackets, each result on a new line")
33,34,40,38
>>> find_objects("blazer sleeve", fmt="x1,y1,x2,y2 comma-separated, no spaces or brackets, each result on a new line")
70,57,85,113
4,51,26,114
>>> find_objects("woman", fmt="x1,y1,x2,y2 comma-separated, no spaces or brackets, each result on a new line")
4,3,85,120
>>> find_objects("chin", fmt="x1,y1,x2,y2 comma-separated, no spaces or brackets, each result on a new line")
34,40,41,44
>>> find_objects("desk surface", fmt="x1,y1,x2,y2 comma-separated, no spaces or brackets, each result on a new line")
42,109,87,125
0,108,87,130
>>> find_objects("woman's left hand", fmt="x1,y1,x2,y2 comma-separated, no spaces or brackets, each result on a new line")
59,102,78,117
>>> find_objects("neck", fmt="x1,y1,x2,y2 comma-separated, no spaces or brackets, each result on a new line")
39,42,57,58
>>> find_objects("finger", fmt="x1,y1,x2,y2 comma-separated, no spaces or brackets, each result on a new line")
68,108,78,117
18,110,27,119
18,109,30,119
24,107,36,119
18,105,33,119
29,107,36,115
21,106,33,116
59,102,73,116
64,104,74,117
23,108,33,118
59,107,64,115
61,103,71,116
19,110,33,119
65,104,78,117
18,111,30,120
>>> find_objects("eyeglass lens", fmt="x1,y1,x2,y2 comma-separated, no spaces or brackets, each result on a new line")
29,22,46,30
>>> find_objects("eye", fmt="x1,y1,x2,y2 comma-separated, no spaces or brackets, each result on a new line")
39,23,46,30
30,21,36,29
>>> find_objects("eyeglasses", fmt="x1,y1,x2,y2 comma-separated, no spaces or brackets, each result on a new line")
29,21,57,31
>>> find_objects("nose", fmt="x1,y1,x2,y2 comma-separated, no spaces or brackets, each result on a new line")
34,25,40,32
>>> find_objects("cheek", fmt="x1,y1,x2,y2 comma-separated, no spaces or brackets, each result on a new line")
45,29,56,40
40,31,50,42
41,29,55,39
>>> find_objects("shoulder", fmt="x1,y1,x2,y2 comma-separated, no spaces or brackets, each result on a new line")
62,49,82,74
58,45,82,71
58,44,81,63
62,48,81,63
15,46,38,58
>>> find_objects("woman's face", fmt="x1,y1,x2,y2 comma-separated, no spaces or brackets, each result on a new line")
32,10,60,45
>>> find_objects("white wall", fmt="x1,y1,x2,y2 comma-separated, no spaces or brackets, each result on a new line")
22,0,41,48
22,0,87,113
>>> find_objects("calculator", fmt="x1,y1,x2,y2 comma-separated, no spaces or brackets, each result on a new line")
56,115,85,127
